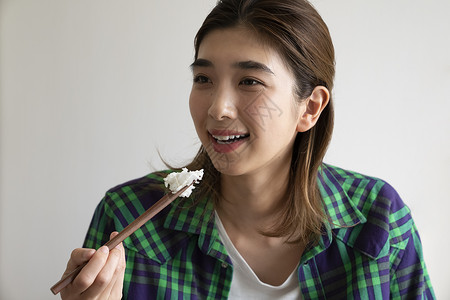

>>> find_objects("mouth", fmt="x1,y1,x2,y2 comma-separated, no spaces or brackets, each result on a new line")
211,133,250,144
207,130,250,153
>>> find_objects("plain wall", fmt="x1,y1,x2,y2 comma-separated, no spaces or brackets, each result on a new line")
1,0,449,299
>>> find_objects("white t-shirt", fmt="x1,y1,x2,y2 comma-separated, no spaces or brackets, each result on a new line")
215,211,301,299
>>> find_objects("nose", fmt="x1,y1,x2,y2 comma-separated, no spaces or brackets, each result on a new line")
208,84,237,121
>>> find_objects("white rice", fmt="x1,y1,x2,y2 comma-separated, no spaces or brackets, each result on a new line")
164,168,204,198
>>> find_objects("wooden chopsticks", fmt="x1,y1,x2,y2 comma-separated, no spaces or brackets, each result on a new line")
50,183,192,295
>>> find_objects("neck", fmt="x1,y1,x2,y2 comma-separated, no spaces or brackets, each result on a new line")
217,162,291,232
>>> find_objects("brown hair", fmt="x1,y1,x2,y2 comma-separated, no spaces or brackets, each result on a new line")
185,0,335,244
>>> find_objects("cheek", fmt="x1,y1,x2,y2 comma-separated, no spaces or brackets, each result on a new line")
189,92,200,120
189,92,208,129
188,95,196,121
242,91,286,132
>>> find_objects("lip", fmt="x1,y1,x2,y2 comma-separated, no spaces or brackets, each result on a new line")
208,129,249,136
208,129,250,154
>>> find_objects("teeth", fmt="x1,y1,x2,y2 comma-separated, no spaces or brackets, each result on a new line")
212,134,248,143
215,135,229,141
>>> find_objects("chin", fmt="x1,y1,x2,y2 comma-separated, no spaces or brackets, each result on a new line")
203,141,251,176
209,155,245,176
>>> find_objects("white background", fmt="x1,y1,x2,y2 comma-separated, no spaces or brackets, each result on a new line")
1,0,449,299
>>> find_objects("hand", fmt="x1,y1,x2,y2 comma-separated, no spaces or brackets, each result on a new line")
60,232,125,300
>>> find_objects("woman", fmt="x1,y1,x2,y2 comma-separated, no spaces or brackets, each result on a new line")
60,0,435,299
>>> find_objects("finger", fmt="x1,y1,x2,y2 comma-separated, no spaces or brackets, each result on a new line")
106,261,125,300
81,244,122,297
80,232,123,298
110,232,126,278
71,245,110,293
98,245,125,299
107,235,126,299
96,232,122,298
64,248,96,275
112,247,126,299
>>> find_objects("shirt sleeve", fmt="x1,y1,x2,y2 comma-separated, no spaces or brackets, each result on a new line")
82,195,116,249
389,221,435,299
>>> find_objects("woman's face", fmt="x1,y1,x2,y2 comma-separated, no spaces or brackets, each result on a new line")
189,27,305,177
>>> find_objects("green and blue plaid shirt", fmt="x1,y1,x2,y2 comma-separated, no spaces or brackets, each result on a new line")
83,164,435,299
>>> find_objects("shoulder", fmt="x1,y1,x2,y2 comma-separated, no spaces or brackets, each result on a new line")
102,170,172,214
320,163,408,215
84,170,173,248
105,170,171,197
320,164,413,258
88,170,175,238
89,170,197,262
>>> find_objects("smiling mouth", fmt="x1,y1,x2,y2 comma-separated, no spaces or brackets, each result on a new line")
211,134,250,144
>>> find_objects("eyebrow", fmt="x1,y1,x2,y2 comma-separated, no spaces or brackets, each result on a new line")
233,61,274,75
190,58,213,69
190,59,274,75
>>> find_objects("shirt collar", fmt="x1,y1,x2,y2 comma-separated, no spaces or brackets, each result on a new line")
164,164,367,230
317,164,367,229
314,164,390,260
164,194,231,264
298,164,370,263
163,164,386,263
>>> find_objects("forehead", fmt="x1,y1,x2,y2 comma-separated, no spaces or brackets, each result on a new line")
196,27,285,69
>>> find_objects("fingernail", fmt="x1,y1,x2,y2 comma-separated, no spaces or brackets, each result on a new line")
98,246,109,254
86,249,96,258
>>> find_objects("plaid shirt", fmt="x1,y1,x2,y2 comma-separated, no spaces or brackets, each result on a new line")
83,164,435,299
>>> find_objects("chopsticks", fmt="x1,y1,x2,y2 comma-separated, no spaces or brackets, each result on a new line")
50,183,192,295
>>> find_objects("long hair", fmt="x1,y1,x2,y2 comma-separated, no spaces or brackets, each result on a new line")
185,0,335,244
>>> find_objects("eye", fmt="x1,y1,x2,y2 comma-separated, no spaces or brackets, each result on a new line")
239,78,263,86
193,75,211,84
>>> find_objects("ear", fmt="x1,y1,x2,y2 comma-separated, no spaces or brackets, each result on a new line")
297,86,330,132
